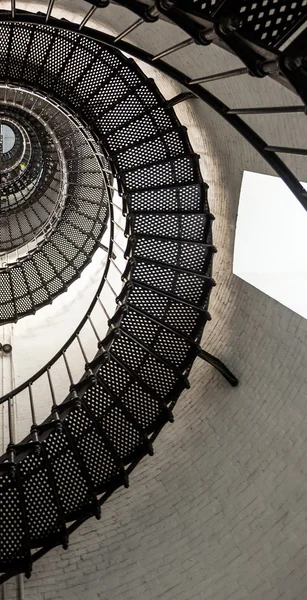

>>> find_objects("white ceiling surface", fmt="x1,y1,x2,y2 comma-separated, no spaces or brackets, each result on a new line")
1,4,307,600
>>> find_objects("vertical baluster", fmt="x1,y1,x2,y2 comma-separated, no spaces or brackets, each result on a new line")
76,334,88,365
97,294,110,321
152,38,194,62
79,5,97,30
28,383,40,455
110,258,122,276
18,573,24,600
7,396,16,477
87,314,100,342
112,220,126,236
111,200,123,212
189,67,249,85
47,367,61,426
105,277,118,299
45,0,55,22
62,350,81,409
114,17,144,43
76,334,96,385
107,183,120,193
62,350,74,387
1,403,5,455
112,238,126,254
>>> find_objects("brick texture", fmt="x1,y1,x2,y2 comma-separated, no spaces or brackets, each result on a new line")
4,3,307,599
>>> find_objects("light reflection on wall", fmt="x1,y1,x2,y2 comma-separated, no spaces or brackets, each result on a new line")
234,170,307,319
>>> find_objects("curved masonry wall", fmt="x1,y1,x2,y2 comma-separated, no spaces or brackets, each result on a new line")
2,4,307,599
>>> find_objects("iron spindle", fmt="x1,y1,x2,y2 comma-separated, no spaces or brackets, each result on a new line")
114,18,144,43
47,367,61,422
45,0,56,22
1,404,5,454
228,105,307,115
87,314,100,341
110,258,122,275
62,351,74,387
112,220,125,233
28,383,37,434
105,278,118,298
112,238,126,254
79,5,97,30
265,145,307,155
7,396,16,475
112,201,123,212
62,351,82,407
190,67,249,85
97,295,111,320
107,183,120,193
28,383,39,447
76,334,89,364
152,38,194,61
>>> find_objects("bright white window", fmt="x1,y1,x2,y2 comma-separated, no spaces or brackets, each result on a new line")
233,170,307,319
1,123,16,153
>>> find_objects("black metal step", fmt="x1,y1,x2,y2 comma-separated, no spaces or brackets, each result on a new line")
0,19,214,584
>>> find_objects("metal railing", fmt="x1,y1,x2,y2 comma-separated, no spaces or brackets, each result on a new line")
9,0,304,210
0,177,127,452
0,2,244,586
0,90,69,263
0,0,304,460
0,0,304,468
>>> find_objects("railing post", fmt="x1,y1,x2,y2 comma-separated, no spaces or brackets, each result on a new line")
47,367,62,427
7,396,16,478
76,334,96,385
28,383,40,455
62,351,81,409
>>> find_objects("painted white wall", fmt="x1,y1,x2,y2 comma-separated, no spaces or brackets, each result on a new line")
1,5,307,600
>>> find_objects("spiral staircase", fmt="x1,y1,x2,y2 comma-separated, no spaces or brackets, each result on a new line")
0,0,306,596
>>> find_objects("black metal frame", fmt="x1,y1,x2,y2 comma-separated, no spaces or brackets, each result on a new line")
2,0,305,583
0,85,113,322
0,17,215,583
1,5,305,210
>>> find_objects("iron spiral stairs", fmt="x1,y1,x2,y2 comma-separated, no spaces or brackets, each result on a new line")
0,0,306,592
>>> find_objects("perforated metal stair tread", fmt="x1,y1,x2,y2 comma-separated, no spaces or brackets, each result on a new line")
0,18,213,581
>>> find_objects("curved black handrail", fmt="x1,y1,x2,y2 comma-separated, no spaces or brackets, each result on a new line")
0,4,307,404
0,214,120,409
0,0,305,428
0,10,214,583
0,0,303,585
0,174,118,410
0,91,121,409
0,6,305,211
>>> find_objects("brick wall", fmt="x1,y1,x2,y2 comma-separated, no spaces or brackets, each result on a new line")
4,4,307,599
